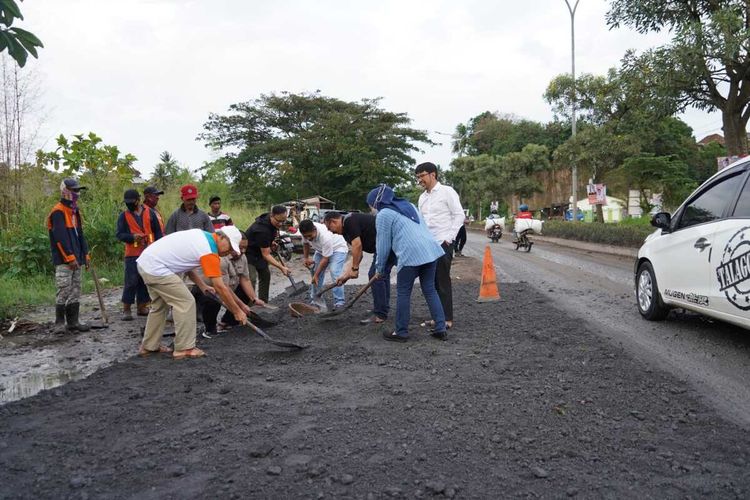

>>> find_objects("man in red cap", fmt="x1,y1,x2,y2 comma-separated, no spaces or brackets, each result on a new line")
165,184,213,234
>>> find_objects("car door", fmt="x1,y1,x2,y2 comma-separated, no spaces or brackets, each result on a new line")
709,168,750,323
651,172,744,311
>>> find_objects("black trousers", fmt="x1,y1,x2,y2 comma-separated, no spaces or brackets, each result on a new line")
435,242,453,321
191,286,222,334
253,266,271,302
454,226,467,253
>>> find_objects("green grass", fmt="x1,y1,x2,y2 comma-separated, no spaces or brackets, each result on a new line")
0,261,125,319
542,219,655,248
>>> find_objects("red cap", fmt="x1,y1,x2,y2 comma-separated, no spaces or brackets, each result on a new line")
180,184,198,200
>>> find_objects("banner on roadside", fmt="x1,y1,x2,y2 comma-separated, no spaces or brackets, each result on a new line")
587,183,607,205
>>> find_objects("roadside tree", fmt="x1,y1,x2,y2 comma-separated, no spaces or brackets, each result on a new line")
198,91,433,208
607,0,750,156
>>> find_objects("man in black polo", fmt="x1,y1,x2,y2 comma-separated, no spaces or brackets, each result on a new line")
246,205,291,302
324,211,395,325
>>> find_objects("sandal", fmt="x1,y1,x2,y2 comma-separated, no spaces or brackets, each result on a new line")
138,345,172,357
383,331,408,343
173,347,206,360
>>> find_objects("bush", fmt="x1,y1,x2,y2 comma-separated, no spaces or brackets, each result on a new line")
542,220,655,248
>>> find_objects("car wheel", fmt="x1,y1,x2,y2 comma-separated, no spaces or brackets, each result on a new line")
636,262,669,321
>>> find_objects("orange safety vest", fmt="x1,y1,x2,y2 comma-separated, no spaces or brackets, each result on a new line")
123,208,155,257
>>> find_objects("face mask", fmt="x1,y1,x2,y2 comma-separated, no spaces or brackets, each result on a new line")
126,202,138,211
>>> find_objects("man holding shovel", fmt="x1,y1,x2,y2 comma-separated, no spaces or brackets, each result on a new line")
136,226,247,359
299,219,348,310
47,178,91,334
245,205,291,302
323,211,395,325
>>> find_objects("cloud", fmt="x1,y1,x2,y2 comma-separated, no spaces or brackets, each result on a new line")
23,0,720,180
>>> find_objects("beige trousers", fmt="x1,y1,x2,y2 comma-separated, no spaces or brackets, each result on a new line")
137,265,196,352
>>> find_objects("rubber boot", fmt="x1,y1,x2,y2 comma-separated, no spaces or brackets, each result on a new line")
122,303,134,321
65,302,90,332
54,304,67,334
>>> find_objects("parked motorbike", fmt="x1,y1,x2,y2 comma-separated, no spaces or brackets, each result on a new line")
275,231,294,262
514,229,533,252
487,224,503,243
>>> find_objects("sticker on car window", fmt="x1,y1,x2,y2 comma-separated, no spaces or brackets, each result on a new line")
716,226,750,310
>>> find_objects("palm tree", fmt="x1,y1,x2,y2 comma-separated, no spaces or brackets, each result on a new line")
150,151,180,187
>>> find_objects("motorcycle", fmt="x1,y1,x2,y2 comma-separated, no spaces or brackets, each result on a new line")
275,231,294,262
514,229,533,252
487,224,503,243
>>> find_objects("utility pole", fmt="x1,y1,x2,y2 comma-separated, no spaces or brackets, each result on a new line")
564,0,579,222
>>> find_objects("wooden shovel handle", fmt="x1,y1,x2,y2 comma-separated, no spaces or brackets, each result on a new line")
89,263,108,324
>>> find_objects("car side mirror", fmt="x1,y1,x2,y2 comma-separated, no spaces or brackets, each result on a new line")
650,212,671,230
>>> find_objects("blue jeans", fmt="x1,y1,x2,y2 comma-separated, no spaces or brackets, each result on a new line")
310,251,347,306
122,257,150,305
395,259,445,337
369,252,396,319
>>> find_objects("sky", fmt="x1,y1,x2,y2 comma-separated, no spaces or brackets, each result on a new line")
21,0,723,178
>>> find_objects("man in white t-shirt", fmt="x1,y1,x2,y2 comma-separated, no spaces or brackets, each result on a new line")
136,226,247,359
416,162,464,329
299,219,349,309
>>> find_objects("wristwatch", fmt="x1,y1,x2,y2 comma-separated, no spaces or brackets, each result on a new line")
352,267,359,272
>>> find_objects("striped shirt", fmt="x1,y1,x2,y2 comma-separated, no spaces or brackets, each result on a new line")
374,206,444,273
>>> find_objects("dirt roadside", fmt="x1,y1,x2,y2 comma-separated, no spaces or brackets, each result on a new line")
1,256,750,498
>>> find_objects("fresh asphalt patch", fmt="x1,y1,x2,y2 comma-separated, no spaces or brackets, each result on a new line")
1,258,749,498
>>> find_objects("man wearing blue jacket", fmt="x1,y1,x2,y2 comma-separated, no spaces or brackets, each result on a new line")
46,178,91,334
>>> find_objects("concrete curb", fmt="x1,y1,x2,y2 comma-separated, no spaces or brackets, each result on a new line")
467,226,639,258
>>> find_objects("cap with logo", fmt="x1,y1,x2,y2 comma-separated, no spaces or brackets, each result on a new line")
180,184,198,200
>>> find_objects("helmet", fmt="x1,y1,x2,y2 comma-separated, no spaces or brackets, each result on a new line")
519,204,529,211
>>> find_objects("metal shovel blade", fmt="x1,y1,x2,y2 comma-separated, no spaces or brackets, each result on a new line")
249,305,282,326
285,277,309,297
246,321,308,350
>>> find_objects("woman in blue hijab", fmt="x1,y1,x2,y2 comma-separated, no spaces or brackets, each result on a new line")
367,185,447,342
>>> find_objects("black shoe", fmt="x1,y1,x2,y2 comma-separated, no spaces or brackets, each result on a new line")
383,331,408,342
430,330,447,341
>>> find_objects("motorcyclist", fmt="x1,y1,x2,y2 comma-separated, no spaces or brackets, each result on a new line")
517,204,533,219
485,211,503,239
513,204,533,242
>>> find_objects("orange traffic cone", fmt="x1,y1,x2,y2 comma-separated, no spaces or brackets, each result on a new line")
477,244,500,302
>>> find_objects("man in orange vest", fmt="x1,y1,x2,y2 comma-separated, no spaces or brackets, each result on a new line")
143,185,165,233
116,189,164,320
47,178,91,334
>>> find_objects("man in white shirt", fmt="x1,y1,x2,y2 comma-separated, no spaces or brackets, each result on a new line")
416,162,465,329
137,226,248,359
299,219,349,309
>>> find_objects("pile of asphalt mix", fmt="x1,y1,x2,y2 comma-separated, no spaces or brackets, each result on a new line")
2,271,750,499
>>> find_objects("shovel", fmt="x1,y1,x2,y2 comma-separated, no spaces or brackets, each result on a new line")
248,304,282,326
273,251,309,297
208,293,306,350
88,262,109,329
319,275,377,319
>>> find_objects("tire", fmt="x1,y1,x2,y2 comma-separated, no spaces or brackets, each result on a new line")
636,262,670,321
525,241,532,253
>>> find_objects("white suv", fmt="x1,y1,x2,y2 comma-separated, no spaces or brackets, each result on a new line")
635,160,750,329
